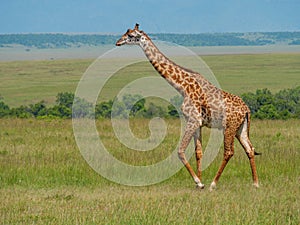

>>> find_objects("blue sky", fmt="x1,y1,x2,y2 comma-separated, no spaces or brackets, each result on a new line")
1,0,299,34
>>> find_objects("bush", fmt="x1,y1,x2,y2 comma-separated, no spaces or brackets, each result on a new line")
168,95,183,118
95,101,113,119
254,104,280,120
0,100,10,117
72,97,94,118
144,102,166,118
242,86,300,119
10,105,32,118
0,87,299,120
29,101,47,117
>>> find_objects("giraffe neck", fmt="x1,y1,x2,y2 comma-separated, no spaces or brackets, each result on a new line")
139,38,189,95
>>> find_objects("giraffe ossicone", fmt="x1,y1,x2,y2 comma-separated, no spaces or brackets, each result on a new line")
116,24,260,190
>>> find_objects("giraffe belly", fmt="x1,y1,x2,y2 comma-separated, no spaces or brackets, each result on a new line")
201,109,224,129
182,105,224,129
202,117,224,129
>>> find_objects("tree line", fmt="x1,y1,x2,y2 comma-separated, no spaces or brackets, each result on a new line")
241,86,300,119
0,93,181,119
0,86,299,120
1,32,300,48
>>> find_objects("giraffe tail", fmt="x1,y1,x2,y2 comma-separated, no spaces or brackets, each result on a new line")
246,112,262,156
254,151,262,156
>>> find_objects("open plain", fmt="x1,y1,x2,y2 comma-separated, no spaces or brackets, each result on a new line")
0,51,299,224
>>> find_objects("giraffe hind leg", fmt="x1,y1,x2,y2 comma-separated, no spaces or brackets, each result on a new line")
209,129,235,192
236,118,259,187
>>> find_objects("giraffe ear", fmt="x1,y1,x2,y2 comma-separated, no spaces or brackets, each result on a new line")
134,23,140,30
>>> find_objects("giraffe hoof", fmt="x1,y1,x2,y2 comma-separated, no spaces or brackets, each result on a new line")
196,183,205,189
253,183,259,188
209,182,216,192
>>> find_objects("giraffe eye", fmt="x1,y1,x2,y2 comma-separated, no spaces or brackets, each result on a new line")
128,34,134,38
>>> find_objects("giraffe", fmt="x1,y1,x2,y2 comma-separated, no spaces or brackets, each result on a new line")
116,24,260,191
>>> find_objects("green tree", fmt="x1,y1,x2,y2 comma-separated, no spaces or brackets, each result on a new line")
168,95,183,118
144,102,166,118
256,88,274,106
255,104,280,120
241,92,260,114
122,94,146,117
130,98,146,117
0,96,10,118
72,97,93,118
29,101,47,117
95,101,113,118
47,105,71,118
274,86,300,117
111,100,127,119
10,105,32,118
56,92,74,108
47,92,77,118
167,104,179,118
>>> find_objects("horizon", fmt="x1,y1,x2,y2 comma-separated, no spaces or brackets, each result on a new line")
1,30,300,35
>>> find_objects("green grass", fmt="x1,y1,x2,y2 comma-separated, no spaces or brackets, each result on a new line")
0,59,92,107
0,53,300,224
204,53,300,95
0,119,299,224
1,53,300,107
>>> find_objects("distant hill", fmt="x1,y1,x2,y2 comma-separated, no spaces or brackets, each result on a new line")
1,32,300,49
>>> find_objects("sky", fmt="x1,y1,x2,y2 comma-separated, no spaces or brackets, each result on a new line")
1,0,299,34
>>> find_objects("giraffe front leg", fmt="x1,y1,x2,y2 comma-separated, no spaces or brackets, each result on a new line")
178,121,204,189
194,128,204,188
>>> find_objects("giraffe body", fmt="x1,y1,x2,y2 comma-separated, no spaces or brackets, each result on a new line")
116,24,259,190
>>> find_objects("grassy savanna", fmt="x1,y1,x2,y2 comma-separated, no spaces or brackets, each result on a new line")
0,119,299,224
0,59,91,107
0,53,300,106
0,52,300,224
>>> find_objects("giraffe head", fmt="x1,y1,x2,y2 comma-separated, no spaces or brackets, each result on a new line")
116,23,148,46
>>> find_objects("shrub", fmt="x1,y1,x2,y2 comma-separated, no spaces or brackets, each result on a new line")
0,86,299,120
